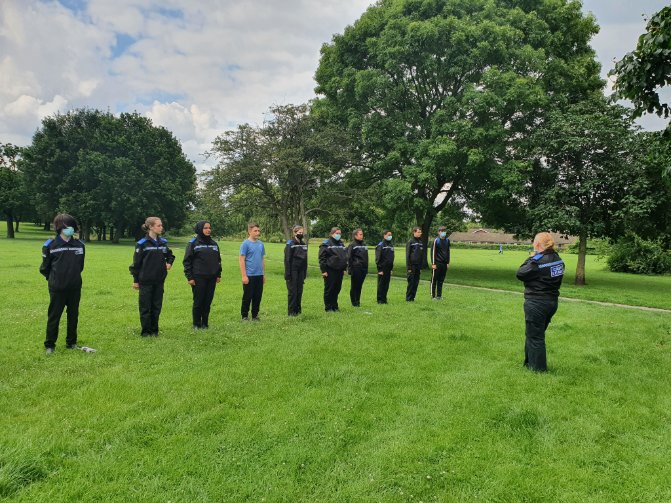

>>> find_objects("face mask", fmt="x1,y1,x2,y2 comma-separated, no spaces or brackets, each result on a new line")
385,235,393,241
333,234,341,241
439,232,447,238
62,227,75,238
296,233,304,239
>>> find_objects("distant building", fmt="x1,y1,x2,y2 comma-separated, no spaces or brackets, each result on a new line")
448,229,575,248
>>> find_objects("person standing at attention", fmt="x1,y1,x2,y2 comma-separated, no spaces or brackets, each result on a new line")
516,232,565,372
130,217,175,337
347,228,369,307
405,226,424,302
319,227,348,312
40,213,86,354
430,226,451,300
375,230,394,304
239,223,265,321
284,225,308,316
183,220,222,330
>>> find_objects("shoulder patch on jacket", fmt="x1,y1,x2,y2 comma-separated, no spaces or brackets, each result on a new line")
287,239,293,245
159,237,168,244
137,238,147,245
43,238,53,247
532,253,544,261
189,237,197,244
322,239,329,245
377,241,383,247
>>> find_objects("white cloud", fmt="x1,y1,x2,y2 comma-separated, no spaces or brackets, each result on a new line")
2,0,669,168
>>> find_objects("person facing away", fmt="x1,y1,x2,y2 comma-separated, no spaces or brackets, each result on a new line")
430,226,451,300
516,232,565,372
284,225,308,316
129,216,175,336
183,220,222,329
40,213,86,354
347,228,369,307
318,226,348,312
239,223,265,321
375,230,394,304
405,226,424,302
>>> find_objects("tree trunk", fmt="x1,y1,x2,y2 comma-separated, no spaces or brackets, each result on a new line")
280,213,291,241
14,218,19,232
419,210,435,269
574,230,587,286
6,215,15,238
43,222,50,231
102,225,107,241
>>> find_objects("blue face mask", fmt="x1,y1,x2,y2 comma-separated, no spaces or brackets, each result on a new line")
439,232,447,238
385,235,393,241
62,227,75,238
333,234,341,241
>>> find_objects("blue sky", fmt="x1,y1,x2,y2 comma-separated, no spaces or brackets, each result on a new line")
1,0,668,168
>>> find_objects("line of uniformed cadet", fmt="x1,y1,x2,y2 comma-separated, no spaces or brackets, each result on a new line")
40,214,564,372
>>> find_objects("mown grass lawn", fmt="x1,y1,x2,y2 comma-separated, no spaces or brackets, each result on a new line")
1,226,670,502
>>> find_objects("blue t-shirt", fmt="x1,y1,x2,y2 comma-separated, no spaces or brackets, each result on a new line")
240,239,265,276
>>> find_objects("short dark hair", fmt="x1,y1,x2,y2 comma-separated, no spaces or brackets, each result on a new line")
412,226,421,233
247,222,259,232
437,226,447,233
352,228,363,239
53,213,78,233
382,229,391,236
330,227,341,235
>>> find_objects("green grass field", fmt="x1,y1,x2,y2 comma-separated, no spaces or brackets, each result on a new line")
1,226,670,502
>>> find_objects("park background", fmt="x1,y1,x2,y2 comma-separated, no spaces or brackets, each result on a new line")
2,0,671,501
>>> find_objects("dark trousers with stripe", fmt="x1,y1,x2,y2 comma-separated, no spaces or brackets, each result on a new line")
139,282,164,335
377,268,392,304
242,275,264,318
287,268,306,315
45,288,81,348
192,276,217,327
349,267,367,306
431,263,448,298
323,267,344,311
523,298,558,372
406,265,421,301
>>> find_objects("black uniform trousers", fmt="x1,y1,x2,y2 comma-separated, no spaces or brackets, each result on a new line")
287,268,306,315
242,275,264,319
377,268,392,304
323,267,344,311
431,263,448,298
45,288,81,348
406,265,421,301
139,282,164,335
523,298,558,372
192,276,217,327
349,267,367,307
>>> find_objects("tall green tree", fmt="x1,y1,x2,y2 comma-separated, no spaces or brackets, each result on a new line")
21,109,195,240
314,0,603,262
207,103,350,239
610,7,671,127
526,99,638,285
0,143,29,238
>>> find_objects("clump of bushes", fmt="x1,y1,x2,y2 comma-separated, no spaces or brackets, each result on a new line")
607,234,671,275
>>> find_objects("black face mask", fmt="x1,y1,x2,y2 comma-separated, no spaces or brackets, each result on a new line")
296,233,304,239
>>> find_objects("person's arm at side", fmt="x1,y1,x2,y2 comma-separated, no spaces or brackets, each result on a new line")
216,243,222,284
130,243,142,289
262,256,266,284
406,240,411,272
431,239,437,270
183,242,195,285
39,242,52,279
446,240,450,269
319,242,328,277
284,242,292,280
165,245,175,270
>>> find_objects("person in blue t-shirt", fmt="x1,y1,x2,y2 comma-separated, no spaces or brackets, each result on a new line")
239,223,266,321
